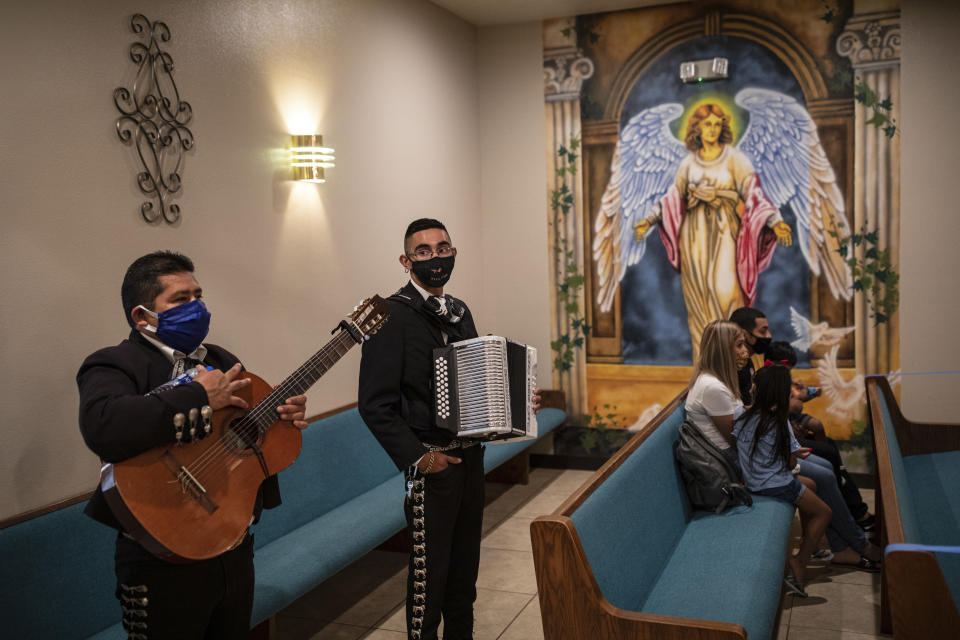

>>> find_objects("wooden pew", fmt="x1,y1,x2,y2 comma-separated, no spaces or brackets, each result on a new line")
867,375,960,639
531,391,795,639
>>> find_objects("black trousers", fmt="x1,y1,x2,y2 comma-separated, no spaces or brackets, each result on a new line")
405,444,485,640
114,532,254,639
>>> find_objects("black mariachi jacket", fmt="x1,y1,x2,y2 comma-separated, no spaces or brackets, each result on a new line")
357,282,478,470
77,330,280,531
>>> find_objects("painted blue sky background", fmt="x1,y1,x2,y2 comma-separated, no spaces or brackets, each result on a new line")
618,35,814,367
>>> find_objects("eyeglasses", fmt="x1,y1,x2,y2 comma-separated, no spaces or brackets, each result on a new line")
407,246,456,261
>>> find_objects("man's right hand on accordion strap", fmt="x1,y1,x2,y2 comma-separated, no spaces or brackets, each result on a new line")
416,451,461,474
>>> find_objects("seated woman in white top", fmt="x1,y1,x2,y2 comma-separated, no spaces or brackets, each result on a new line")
684,320,750,465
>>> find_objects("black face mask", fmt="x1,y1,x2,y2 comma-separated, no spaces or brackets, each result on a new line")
752,335,772,355
410,255,455,288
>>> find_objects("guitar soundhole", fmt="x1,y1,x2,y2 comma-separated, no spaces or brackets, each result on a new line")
224,417,264,455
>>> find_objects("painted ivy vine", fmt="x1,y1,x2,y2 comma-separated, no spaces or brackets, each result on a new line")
550,138,590,373
854,80,898,138
579,404,627,455
830,223,900,325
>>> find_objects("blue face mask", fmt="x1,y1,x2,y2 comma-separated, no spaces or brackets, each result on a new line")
139,299,211,354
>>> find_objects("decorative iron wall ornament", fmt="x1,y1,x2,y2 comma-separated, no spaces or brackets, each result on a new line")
114,14,194,224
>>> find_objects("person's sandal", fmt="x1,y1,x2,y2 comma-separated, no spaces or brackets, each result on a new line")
832,555,882,573
811,548,834,562
783,574,808,597
855,555,882,573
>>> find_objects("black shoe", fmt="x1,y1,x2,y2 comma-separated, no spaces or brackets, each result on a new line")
858,514,876,532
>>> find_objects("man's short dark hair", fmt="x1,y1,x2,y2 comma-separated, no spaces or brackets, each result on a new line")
404,218,448,251
767,341,798,368
121,251,195,327
730,307,766,332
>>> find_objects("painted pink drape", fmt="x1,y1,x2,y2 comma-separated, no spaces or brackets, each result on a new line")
657,174,778,306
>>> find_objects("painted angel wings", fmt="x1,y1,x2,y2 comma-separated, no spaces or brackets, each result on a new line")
593,88,853,311
593,103,686,312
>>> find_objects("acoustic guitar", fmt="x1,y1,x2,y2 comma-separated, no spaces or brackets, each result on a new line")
100,296,389,562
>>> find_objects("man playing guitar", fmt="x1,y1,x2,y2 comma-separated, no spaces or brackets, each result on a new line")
78,251,308,639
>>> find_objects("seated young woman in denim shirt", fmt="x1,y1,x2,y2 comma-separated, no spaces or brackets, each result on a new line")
733,364,831,596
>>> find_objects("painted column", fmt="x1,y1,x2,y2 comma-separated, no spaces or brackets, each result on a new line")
544,18,594,418
837,11,901,376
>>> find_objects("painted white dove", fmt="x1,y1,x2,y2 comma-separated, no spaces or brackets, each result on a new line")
790,306,855,353
816,345,865,419
627,403,663,432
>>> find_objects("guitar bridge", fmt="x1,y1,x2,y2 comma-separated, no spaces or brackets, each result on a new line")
161,453,218,514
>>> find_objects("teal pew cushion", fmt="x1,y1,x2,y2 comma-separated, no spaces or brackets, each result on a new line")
569,407,689,611
483,407,565,472
902,450,960,545
251,474,406,625
0,501,118,639
902,450,960,609
253,408,399,549
641,497,795,640
875,388,921,540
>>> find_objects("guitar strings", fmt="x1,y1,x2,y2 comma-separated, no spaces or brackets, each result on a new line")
185,331,354,480
184,333,352,484
182,330,356,484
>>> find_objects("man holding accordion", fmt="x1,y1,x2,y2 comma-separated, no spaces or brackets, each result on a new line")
359,218,538,640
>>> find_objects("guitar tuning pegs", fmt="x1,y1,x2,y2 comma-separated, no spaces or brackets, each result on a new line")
188,408,199,438
201,405,212,434
173,413,186,443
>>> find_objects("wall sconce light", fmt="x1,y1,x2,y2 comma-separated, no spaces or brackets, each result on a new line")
291,134,335,183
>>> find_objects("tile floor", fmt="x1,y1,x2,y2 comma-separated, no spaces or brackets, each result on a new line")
271,469,887,640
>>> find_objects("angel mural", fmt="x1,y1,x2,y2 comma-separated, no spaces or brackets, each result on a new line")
594,88,853,359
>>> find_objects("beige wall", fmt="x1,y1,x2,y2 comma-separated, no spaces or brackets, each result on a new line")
477,23,552,383
0,0,485,519
899,0,960,421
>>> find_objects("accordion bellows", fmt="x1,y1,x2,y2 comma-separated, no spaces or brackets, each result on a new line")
433,336,538,441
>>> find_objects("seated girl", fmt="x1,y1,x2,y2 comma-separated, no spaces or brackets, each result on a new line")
733,364,831,596
767,341,876,534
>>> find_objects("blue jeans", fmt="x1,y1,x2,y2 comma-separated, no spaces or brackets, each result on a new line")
798,454,868,553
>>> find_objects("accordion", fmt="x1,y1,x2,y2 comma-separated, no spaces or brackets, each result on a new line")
432,336,537,441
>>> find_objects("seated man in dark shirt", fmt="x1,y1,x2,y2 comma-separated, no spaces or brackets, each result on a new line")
730,306,772,405
78,250,308,639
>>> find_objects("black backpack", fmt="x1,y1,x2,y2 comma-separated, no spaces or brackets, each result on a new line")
674,420,752,514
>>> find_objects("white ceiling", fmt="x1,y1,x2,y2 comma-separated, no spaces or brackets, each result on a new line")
428,0,679,27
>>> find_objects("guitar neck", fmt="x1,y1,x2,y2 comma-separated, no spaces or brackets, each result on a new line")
245,329,359,431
